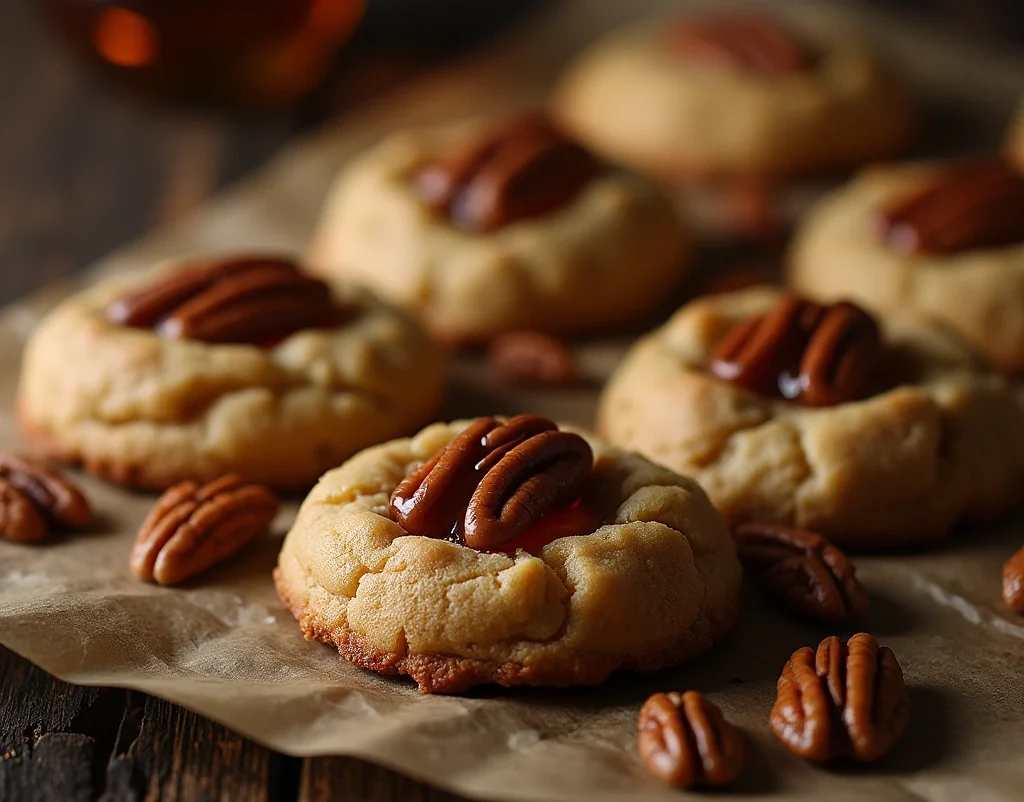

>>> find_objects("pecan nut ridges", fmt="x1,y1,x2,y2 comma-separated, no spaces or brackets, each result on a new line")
107,254,343,344
389,415,594,550
875,157,1024,256
131,474,278,586
734,523,868,624
414,112,602,232
1003,545,1024,613
0,454,92,543
668,13,810,75
638,691,745,789
709,295,882,406
772,633,910,762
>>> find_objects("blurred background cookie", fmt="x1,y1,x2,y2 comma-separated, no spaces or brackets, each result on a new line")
789,158,1024,372
307,112,689,343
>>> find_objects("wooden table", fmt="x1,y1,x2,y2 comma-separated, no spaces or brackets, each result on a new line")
2,1,1021,800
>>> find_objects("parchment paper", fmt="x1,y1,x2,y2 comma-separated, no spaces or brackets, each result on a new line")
2,2,1024,799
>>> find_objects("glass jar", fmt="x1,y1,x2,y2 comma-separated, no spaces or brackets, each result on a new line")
39,0,365,106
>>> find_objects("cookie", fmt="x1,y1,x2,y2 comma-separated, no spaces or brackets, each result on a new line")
307,112,689,343
597,287,1024,547
789,159,1024,372
552,13,913,181
274,415,741,693
18,255,446,490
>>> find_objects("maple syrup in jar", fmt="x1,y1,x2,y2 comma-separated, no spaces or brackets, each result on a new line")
39,0,365,106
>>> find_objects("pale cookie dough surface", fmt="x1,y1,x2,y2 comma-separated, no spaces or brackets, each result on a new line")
597,287,1024,548
307,120,689,343
552,20,913,179
17,266,446,490
789,164,1024,372
274,420,741,693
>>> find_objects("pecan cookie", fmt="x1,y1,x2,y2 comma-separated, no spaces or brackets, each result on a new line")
18,255,446,489
597,287,1024,547
552,13,913,181
789,159,1024,372
274,416,741,693
307,112,689,343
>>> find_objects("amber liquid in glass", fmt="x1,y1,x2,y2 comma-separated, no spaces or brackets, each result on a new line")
40,0,365,106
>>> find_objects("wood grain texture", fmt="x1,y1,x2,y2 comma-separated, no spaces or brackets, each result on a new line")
0,648,124,802
301,757,470,802
99,693,293,802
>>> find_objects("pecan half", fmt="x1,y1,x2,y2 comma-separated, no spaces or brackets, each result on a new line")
638,691,745,789
131,474,278,586
735,523,869,624
1003,545,1024,613
0,480,47,543
772,633,910,762
489,331,580,386
389,415,594,550
875,157,1024,255
107,255,343,344
0,454,92,530
709,295,882,406
414,112,601,232
667,14,810,75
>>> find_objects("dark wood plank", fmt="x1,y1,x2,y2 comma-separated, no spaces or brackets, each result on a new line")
0,647,125,802
100,693,294,802
301,757,472,802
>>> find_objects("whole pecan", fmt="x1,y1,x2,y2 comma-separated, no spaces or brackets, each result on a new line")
875,157,1024,255
489,331,580,386
772,633,910,762
667,13,810,75
0,454,92,543
1003,545,1024,613
131,474,278,586
709,295,882,406
735,523,868,624
389,415,594,550
107,255,343,345
414,112,601,232
638,691,745,789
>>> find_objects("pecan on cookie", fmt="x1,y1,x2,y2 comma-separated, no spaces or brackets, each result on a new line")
772,633,910,762
131,474,278,586
638,691,745,789
875,157,1024,256
414,112,601,232
0,454,92,543
389,415,594,550
735,523,868,624
667,13,810,75
107,255,344,344
709,295,882,406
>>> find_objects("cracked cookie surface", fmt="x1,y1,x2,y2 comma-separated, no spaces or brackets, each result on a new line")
307,119,689,343
597,287,1024,547
273,420,741,693
17,264,446,489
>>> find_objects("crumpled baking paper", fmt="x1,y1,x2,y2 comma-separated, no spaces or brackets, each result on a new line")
2,1,1024,799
